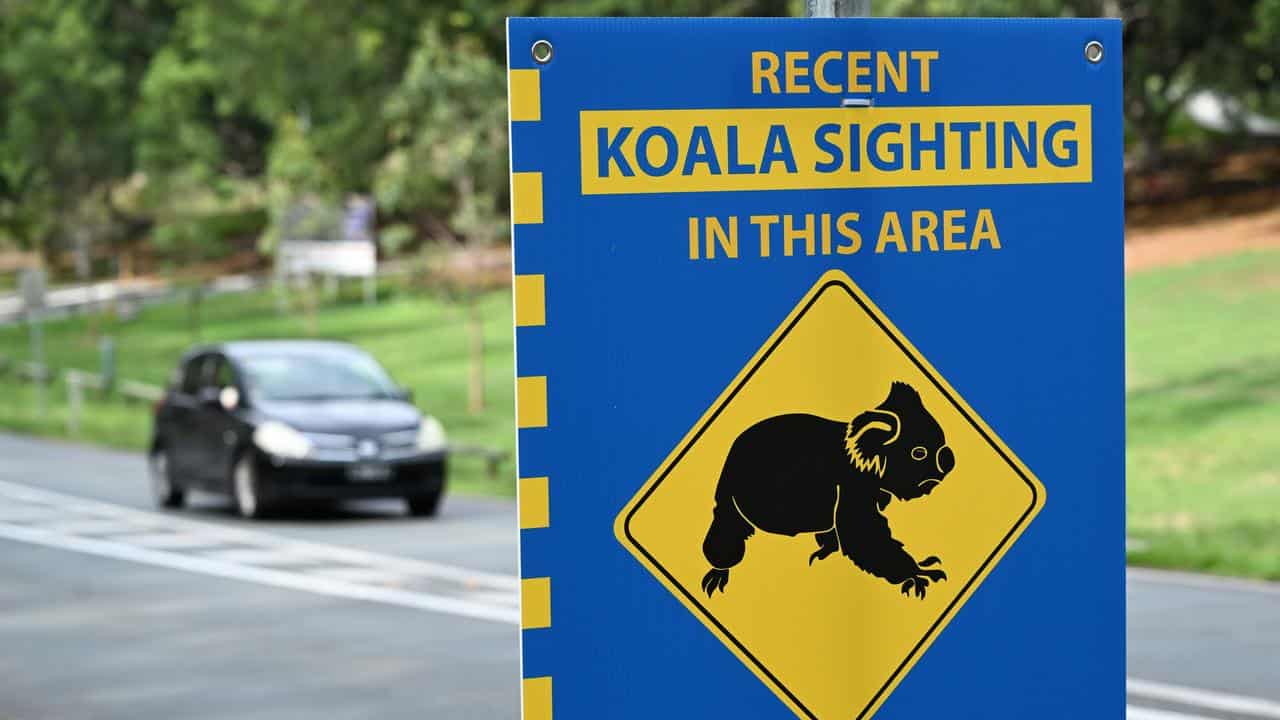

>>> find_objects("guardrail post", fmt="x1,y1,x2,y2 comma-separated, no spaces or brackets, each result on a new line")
28,312,46,418
66,370,83,436
100,336,116,397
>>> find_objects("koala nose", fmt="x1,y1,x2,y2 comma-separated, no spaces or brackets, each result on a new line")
937,446,955,475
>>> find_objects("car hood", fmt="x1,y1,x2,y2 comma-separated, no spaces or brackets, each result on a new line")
252,398,422,436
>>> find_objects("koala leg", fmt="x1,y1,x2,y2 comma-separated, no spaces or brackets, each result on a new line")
837,501,946,600
809,528,840,565
701,497,754,597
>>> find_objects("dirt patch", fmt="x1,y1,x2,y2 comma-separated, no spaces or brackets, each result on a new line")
1126,195,1280,274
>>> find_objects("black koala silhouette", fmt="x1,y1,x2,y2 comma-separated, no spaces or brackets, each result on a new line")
700,382,954,600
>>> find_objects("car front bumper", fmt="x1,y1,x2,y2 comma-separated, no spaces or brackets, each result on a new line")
251,450,447,501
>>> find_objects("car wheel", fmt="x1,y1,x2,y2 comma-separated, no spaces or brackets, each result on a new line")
233,456,272,519
406,489,443,517
149,448,185,509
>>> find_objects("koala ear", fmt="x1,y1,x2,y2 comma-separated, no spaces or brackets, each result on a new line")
884,381,923,412
845,408,900,476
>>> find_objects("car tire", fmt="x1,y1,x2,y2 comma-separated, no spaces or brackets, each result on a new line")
149,447,185,509
232,456,273,520
406,490,443,517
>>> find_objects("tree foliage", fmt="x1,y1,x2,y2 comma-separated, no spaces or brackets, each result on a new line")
1,0,1276,265
886,0,1280,165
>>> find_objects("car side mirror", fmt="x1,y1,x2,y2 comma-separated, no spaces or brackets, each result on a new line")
196,387,221,408
396,387,415,404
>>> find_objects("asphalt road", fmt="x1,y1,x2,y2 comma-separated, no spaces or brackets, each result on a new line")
1,432,1277,719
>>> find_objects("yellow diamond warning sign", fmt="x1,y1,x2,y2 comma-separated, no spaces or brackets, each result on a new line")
614,269,1046,720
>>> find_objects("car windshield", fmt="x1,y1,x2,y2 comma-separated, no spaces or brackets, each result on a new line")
237,350,399,402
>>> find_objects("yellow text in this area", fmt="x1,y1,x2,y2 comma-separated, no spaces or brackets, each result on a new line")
687,208,1001,261
579,105,1092,196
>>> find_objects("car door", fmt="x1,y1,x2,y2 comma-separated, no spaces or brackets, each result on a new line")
196,354,243,489
164,354,209,480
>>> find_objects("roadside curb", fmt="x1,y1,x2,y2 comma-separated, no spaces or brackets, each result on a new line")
1127,566,1280,597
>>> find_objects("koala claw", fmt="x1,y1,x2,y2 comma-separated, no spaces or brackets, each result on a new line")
900,577,930,599
809,547,837,566
915,557,947,583
701,568,730,597
900,560,947,599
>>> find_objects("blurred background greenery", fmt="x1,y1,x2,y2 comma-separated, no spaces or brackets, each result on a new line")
2,0,1278,272
1,1,1279,577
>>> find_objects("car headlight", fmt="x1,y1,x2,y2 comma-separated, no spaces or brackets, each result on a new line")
416,416,447,453
253,421,313,460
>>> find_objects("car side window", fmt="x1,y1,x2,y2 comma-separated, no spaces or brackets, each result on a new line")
180,356,206,396
210,356,235,390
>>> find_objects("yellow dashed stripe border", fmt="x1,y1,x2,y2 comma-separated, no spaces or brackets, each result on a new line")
516,375,548,428
512,66,552,683
519,477,550,529
514,274,546,327
509,69,542,122
523,676,553,719
522,577,552,629
513,172,544,225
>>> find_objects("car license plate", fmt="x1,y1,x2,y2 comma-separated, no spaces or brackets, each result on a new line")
347,463,391,482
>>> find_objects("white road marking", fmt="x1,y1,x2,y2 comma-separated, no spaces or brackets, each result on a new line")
0,505,66,523
0,479,519,625
309,566,415,586
1127,706,1219,720
0,479,516,590
0,522,519,625
113,531,229,549
37,518,146,535
469,590,526,606
199,547,326,566
1129,679,1280,719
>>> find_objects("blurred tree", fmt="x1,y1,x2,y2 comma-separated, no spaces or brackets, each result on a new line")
2,0,1275,281
134,0,431,255
378,24,510,413
0,0,176,269
882,0,1278,166
1248,0,1280,115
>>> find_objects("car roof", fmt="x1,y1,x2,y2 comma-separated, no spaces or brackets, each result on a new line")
185,340,369,362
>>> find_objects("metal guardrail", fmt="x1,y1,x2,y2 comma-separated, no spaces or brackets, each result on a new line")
17,361,52,383
0,273,270,326
0,354,162,402
0,262,428,327
118,379,165,404
449,442,511,483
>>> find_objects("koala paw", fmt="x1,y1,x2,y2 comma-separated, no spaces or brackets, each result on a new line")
899,558,947,600
701,568,730,597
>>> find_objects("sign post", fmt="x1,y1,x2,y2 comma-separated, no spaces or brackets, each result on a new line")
508,16,1123,719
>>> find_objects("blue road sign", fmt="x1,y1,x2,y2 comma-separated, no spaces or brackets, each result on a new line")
508,17,1123,720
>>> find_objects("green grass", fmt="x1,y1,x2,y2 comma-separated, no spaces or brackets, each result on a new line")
1126,250,1280,579
0,283,516,496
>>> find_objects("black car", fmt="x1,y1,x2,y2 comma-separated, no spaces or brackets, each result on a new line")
149,340,447,519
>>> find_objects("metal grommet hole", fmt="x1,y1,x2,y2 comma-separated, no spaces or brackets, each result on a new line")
532,40,553,65
1084,41,1104,64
